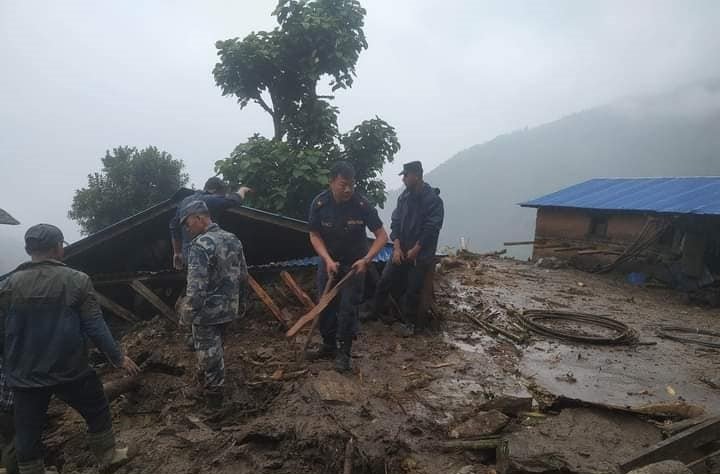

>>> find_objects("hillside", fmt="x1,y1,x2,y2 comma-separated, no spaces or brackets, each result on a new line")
386,81,720,256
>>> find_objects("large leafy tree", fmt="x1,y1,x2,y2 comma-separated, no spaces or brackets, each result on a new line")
213,0,399,218
69,146,189,235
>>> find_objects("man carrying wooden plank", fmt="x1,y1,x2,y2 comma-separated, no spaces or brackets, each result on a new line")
179,201,247,408
372,161,444,335
0,224,140,474
307,162,388,372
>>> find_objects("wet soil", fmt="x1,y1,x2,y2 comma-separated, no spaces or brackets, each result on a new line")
42,257,720,473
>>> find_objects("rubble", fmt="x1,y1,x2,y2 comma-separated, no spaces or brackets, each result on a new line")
37,255,720,473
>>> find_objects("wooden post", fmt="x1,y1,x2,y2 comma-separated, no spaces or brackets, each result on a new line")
129,280,178,325
94,291,139,323
248,275,288,327
619,417,720,473
280,271,315,310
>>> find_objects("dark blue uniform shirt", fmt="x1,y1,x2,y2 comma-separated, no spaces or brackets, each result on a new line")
308,190,383,265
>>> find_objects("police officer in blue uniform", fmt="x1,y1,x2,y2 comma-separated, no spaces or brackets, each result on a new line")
307,162,388,372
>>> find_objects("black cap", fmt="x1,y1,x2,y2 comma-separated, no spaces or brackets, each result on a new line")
203,176,226,193
25,224,66,252
399,161,423,176
179,200,210,224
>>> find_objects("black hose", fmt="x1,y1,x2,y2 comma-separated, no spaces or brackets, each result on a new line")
519,309,638,345
657,326,720,349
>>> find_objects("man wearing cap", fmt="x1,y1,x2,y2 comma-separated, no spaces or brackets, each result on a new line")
372,161,444,335
0,224,140,474
307,161,389,372
169,177,253,270
179,201,247,408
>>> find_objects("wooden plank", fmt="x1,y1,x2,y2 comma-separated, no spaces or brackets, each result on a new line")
129,280,178,325
280,271,315,310
300,275,336,357
503,241,537,246
553,246,595,253
286,269,357,338
687,448,720,474
94,291,139,323
619,416,720,473
248,275,288,327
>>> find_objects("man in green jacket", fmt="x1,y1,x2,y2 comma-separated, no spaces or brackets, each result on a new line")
0,224,140,474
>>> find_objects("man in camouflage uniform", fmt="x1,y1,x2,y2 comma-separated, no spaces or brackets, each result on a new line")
179,201,247,408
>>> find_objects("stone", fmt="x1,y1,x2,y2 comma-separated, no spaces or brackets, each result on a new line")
478,395,533,417
312,370,360,404
627,461,692,474
449,410,510,439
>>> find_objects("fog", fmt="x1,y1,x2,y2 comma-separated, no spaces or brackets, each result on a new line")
2,0,719,271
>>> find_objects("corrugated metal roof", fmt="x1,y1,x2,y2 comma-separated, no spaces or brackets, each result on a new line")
0,208,19,225
520,177,720,216
251,244,393,270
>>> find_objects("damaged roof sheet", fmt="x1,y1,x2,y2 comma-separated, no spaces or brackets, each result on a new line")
521,177,720,216
62,188,315,275
0,208,20,225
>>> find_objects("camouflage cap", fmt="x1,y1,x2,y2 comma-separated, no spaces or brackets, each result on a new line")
25,224,66,251
179,200,210,224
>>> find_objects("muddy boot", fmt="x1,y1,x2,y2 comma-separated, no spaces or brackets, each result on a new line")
88,429,131,473
17,460,56,474
335,339,352,373
305,340,337,361
205,388,224,410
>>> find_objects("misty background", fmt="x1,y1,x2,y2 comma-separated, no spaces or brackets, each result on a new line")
2,1,720,272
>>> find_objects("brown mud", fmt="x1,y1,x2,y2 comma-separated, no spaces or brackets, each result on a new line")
42,257,720,473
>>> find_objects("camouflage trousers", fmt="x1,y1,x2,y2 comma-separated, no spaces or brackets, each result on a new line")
191,323,227,389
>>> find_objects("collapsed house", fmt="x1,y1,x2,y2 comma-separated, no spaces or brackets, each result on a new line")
520,177,720,290
59,188,398,324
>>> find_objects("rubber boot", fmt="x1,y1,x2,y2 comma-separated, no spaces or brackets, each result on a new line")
88,429,130,472
206,388,223,410
335,339,352,373
305,339,337,361
17,460,54,474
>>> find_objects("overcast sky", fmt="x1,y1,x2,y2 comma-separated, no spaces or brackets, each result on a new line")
1,0,719,247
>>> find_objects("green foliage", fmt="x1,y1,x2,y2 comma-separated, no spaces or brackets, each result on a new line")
215,136,329,218
213,0,399,217
69,146,189,235
341,118,401,208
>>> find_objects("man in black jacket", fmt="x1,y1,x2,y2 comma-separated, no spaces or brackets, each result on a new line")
373,161,444,335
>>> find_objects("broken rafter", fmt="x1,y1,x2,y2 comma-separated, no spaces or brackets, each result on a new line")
287,269,357,338
129,280,178,326
280,271,315,310
619,416,720,473
248,275,289,327
94,290,139,323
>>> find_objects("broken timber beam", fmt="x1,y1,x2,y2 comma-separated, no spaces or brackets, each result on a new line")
103,377,141,401
287,269,357,338
129,280,178,325
280,271,315,310
619,416,720,473
248,275,288,327
94,291,139,323
687,448,720,474
503,241,537,246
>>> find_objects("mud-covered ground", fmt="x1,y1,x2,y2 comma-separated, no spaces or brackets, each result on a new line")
42,256,720,473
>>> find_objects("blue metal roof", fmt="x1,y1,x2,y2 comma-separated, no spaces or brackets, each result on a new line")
520,177,720,216
251,244,393,270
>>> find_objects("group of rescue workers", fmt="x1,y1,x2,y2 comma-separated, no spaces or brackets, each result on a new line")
0,160,443,473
